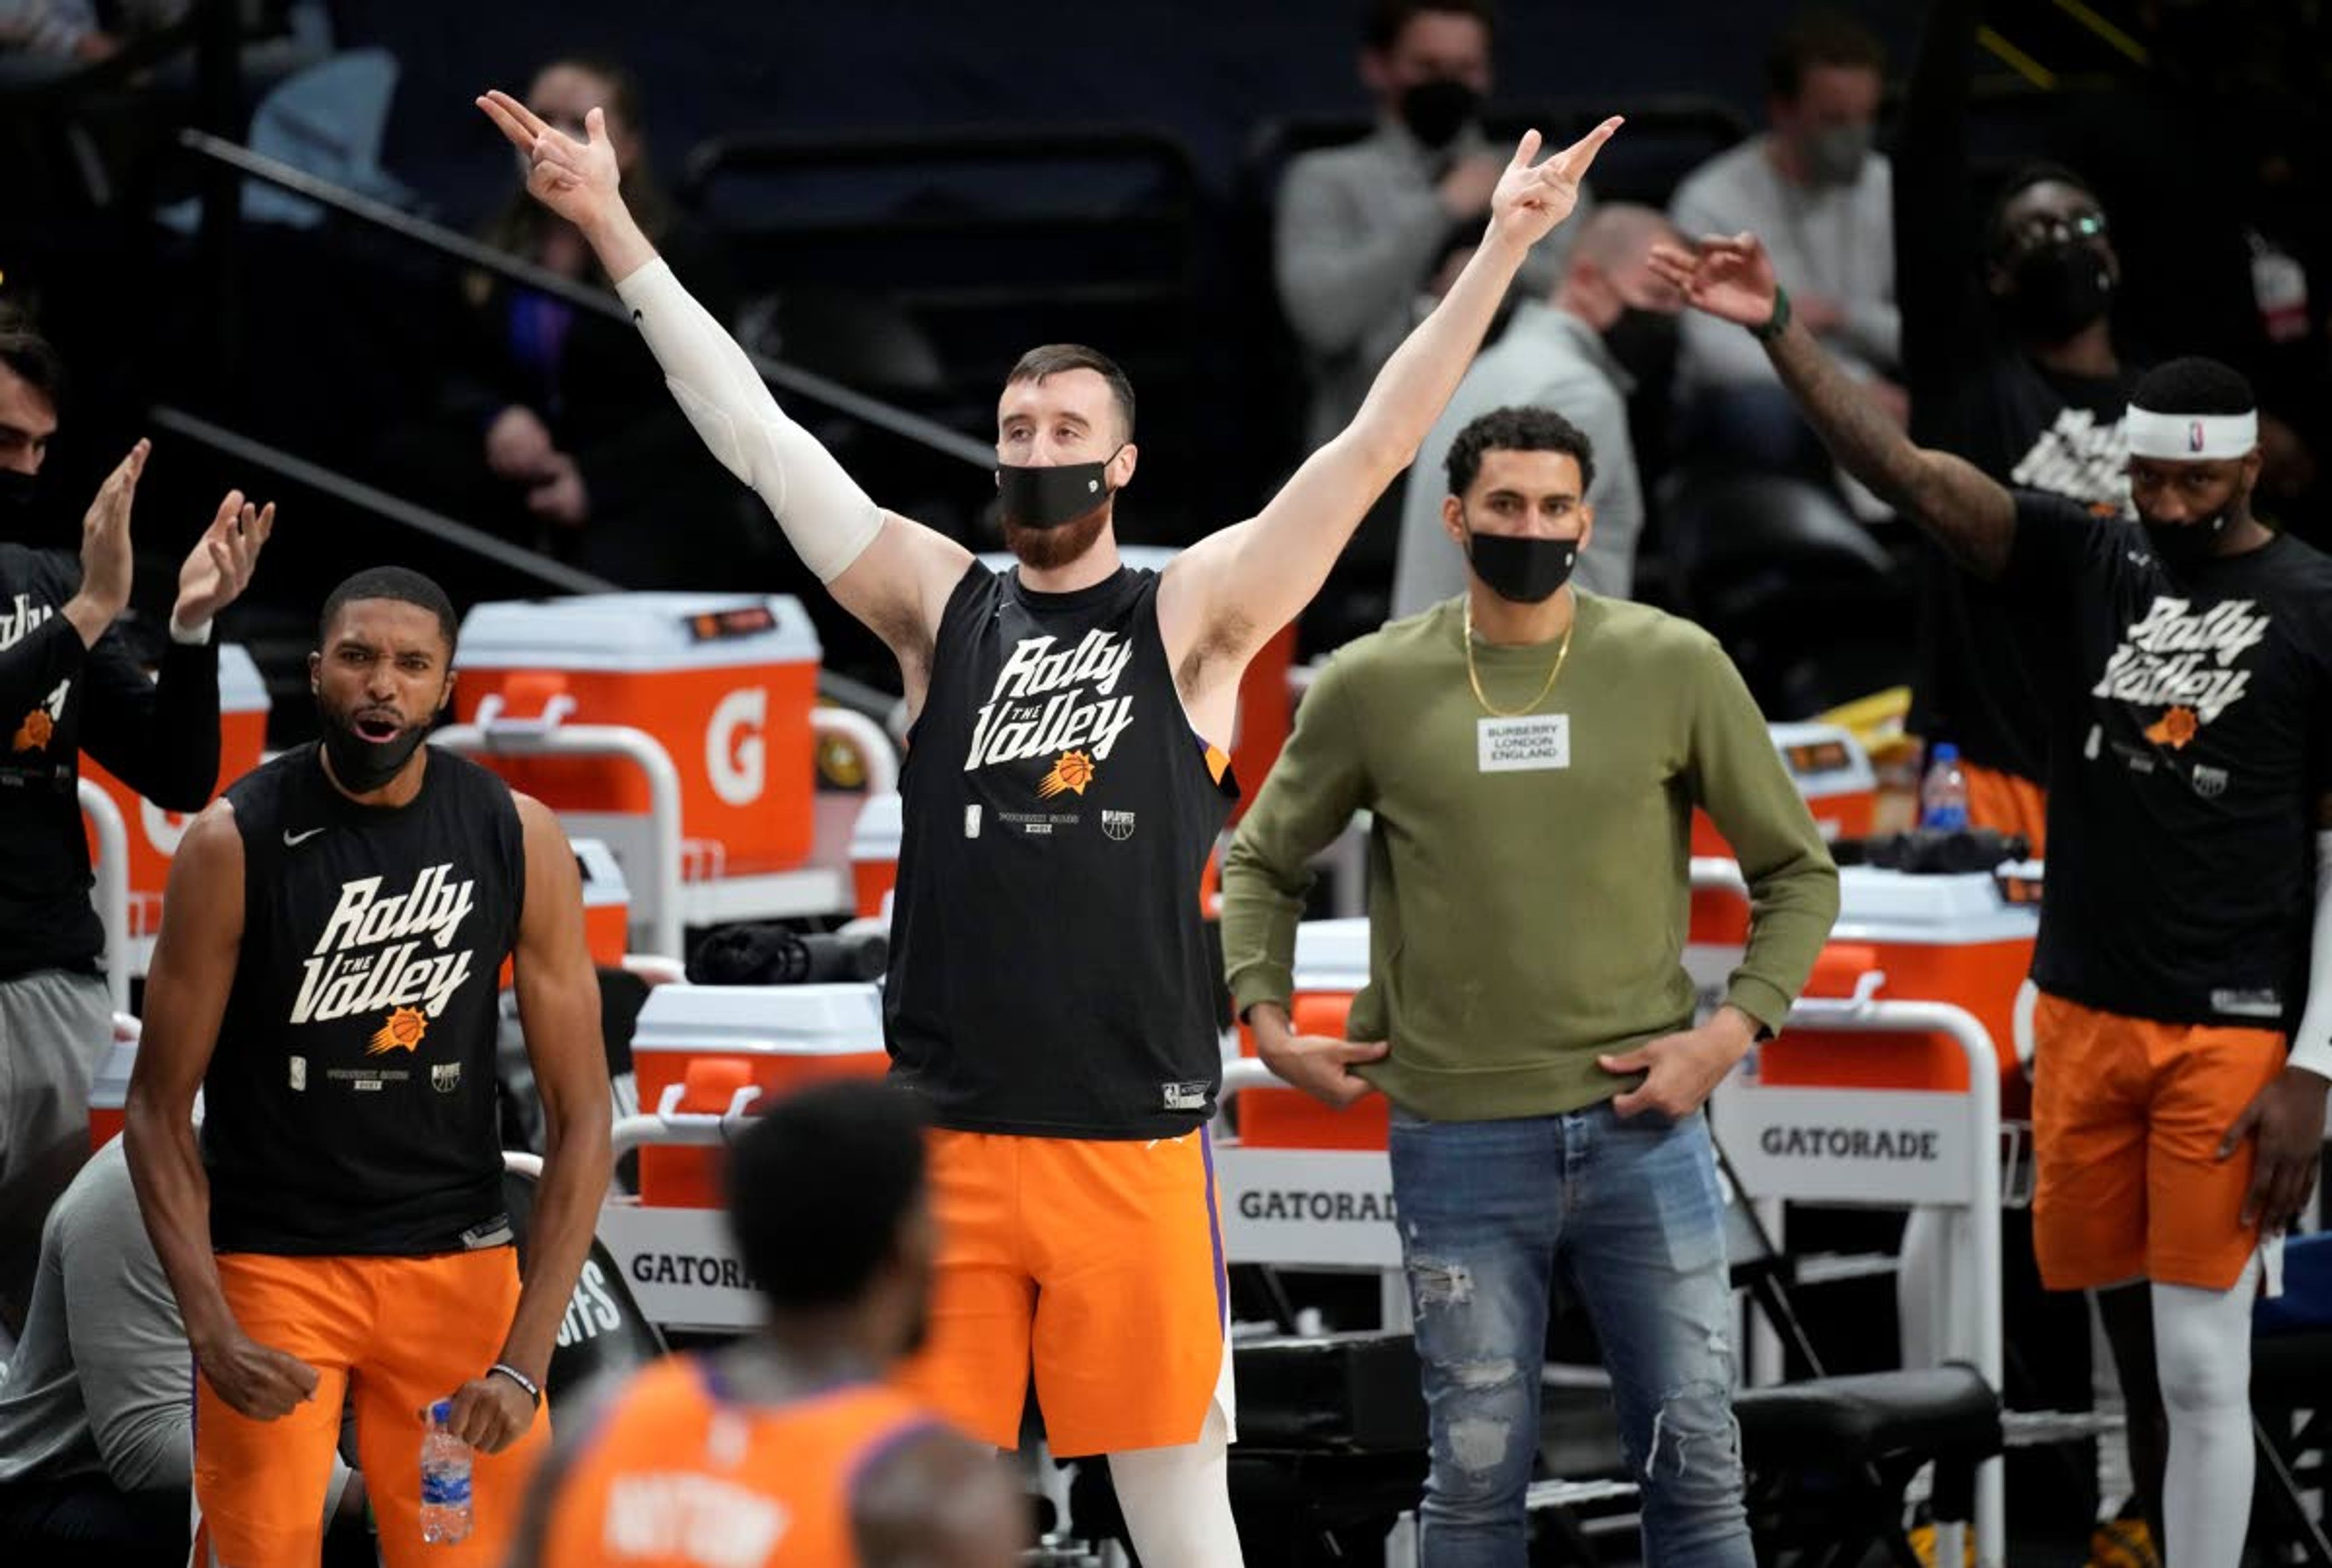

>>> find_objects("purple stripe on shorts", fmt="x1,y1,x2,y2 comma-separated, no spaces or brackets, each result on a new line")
1201,1127,1227,1328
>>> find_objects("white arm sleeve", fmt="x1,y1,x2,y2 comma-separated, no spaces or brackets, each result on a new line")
612,257,883,583
2285,831,2332,1080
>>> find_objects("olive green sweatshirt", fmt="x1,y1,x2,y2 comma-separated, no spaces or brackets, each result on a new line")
1221,593,1840,1122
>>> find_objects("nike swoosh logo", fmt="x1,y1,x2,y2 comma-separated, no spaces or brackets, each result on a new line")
283,827,327,847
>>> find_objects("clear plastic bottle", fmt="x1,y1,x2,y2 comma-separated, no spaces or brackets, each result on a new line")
419,1399,472,1546
1920,741,1971,831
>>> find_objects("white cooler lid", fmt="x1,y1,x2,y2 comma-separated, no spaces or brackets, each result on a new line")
89,1035,140,1108
1292,916,1371,993
849,791,903,861
1833,865,2038,944
632,981,884,1055
218,643,269,714
457,593,821,672
572,837,629,908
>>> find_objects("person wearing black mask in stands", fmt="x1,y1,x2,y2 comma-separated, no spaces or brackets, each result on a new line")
1276,1,1591,451
0,311,271,1346
1393,205,1688,614
1893,0,2142,856
1668,7,1901,480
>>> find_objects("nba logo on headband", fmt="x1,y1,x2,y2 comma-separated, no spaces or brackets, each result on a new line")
2126,406,2261,462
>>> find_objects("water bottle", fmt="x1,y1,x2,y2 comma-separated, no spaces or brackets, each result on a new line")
419,1399,472,1545
1920,742,1970,831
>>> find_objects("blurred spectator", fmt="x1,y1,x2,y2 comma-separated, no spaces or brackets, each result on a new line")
0,0,115,77
391,53,752,588
1895,0,2141,855
1275,0,1583,451
2048,0,2328,529
1669,7,1898,477
1393,204,1682,613
0,1138,368,1566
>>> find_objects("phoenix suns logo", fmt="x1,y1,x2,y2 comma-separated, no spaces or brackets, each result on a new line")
1038,749,1096,799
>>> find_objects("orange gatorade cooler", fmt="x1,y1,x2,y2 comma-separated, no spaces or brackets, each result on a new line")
1230,622,1295,823
81,643,270,936
1691,721,1877,858
454,595,823,876
629,982,888,1207
496,838,630,988
1760,865,2038,1105
849,791,902,919
1235,918,1390,1151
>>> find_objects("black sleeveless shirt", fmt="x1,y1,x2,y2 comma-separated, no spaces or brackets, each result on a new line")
203,744,524,1255
886,564,1238,1139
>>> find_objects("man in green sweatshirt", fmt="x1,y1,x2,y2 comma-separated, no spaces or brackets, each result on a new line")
1220,404,1838,1567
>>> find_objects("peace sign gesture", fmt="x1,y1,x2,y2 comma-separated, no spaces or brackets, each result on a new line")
1487,116,1623,250
477,89,622,234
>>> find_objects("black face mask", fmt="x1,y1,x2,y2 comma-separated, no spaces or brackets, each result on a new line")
1467,530,1578,604
995,448,1120,532
319,712,431,796
1400,78,1481,152
1601,307,1677,387
0,470,33,511
2143,512,2232,572
2004,240,2115,343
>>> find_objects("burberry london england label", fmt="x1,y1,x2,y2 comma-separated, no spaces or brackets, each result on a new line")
1477,714,1570,772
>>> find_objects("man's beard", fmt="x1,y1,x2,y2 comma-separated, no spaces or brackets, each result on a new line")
1002,505,1110,572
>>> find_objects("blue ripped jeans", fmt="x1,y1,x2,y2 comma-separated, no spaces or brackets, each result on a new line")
1388,1101,1753,1567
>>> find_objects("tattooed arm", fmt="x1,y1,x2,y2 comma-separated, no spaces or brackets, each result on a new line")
1651,232,2019,580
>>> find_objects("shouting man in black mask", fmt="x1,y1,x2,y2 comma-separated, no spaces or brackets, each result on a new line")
1223,403,1838,1563
0,310,271,1342
480,78,1616,1568
1274,0,1588,449
1659,225,2332,1568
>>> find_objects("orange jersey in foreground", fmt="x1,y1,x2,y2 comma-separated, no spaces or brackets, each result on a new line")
540,1357,941,1567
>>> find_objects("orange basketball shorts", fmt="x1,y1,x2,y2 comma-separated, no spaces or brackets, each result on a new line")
2030,991,2285,1291
896,1127,1232,1457
193,1247,549,1568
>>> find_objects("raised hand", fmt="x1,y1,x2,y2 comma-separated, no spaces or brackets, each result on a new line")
1647,232,1781,329
477,90,621,234
1487,117,1621,251
174,490,274,629
66,439,147,644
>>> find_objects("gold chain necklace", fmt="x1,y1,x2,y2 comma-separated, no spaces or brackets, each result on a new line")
1464,596,1575,718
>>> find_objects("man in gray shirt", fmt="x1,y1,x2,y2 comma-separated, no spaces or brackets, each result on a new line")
1669,8,1900,474
1275,0,1582,449
1393,203,1683,613
0,1137,360,1563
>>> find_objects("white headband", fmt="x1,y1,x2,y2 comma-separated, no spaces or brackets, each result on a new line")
2126,407,2259,462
